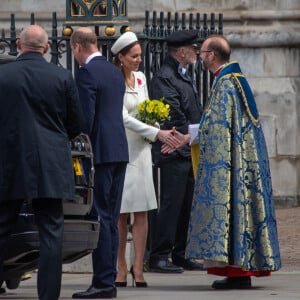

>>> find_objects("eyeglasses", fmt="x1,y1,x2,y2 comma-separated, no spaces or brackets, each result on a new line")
199,50,213,54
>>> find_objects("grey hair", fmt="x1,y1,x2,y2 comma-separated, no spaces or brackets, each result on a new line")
20,25,48,50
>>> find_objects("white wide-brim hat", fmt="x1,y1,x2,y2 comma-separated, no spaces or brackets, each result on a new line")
111,31,138,55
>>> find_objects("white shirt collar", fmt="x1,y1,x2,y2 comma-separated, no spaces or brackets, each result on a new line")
85,51,102,65
179,66,187,75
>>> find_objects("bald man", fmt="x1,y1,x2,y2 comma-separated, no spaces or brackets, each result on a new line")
163,35,281,289
0,25,83,300
185,35,281,289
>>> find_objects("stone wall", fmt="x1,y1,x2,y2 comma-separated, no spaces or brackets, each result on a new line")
0,0,299,206
126,0,300,206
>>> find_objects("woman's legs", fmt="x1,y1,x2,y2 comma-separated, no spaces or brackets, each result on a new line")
116,213,128,282
132,211,148,282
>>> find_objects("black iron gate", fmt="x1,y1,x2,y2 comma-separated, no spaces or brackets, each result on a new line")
0,10,222,105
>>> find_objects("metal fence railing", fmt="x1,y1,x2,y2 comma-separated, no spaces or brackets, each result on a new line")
0,10,222,106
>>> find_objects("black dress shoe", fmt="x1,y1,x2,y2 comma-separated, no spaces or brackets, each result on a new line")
212,276,252,289
115,281,127,287
72,286,117,299
149,258,184,273
173,258,204,270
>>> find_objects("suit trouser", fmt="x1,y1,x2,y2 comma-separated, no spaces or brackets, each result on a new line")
0,198,63,300
149,158,194,261
91,162,127,288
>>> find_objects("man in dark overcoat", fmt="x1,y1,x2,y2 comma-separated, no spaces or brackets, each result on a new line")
149,30,203,273
0,25,83,300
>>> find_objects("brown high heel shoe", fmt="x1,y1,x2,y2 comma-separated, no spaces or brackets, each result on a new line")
130,266,148,287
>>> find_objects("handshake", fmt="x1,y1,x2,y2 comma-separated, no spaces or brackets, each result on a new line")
156,127,191,154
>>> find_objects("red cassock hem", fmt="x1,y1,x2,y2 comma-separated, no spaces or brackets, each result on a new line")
207,266,271,277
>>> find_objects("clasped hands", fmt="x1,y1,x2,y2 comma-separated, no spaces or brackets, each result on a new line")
157,128,190,154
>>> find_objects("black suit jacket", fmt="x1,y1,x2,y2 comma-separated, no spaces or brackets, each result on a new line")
75,55,129,164
0,52,84,201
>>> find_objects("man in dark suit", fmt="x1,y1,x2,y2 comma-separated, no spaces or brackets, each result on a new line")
0,25,83,300
70,27,129,299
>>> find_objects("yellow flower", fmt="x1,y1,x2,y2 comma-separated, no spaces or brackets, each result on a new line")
146,101,154,113
136,97,170,126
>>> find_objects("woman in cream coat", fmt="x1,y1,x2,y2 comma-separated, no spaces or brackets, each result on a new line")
111,32,173,287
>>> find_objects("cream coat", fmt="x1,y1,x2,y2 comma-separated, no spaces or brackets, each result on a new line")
121,71,158,213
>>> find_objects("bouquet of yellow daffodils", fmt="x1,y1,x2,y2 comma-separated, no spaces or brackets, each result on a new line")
136,97,170,126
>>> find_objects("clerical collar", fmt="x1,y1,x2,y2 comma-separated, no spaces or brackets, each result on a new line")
214,64,225,77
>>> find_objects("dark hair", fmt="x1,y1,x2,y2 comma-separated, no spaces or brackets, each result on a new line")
113,41,140,68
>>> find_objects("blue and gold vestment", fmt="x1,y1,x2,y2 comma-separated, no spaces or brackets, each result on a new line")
186,61,281,272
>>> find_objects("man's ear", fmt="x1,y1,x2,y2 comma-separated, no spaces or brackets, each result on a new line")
43,43,49,54
16,39,21,50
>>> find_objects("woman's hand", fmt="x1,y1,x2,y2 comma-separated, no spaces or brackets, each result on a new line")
161,130,190,154
156,128,174,144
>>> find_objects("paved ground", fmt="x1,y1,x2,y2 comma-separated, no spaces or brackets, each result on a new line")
276,207,300,272
1,207,300,299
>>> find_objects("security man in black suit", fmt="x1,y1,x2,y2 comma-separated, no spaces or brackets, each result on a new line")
0,25,83,300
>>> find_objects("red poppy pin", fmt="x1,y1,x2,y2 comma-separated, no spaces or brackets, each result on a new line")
137,78,142,86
